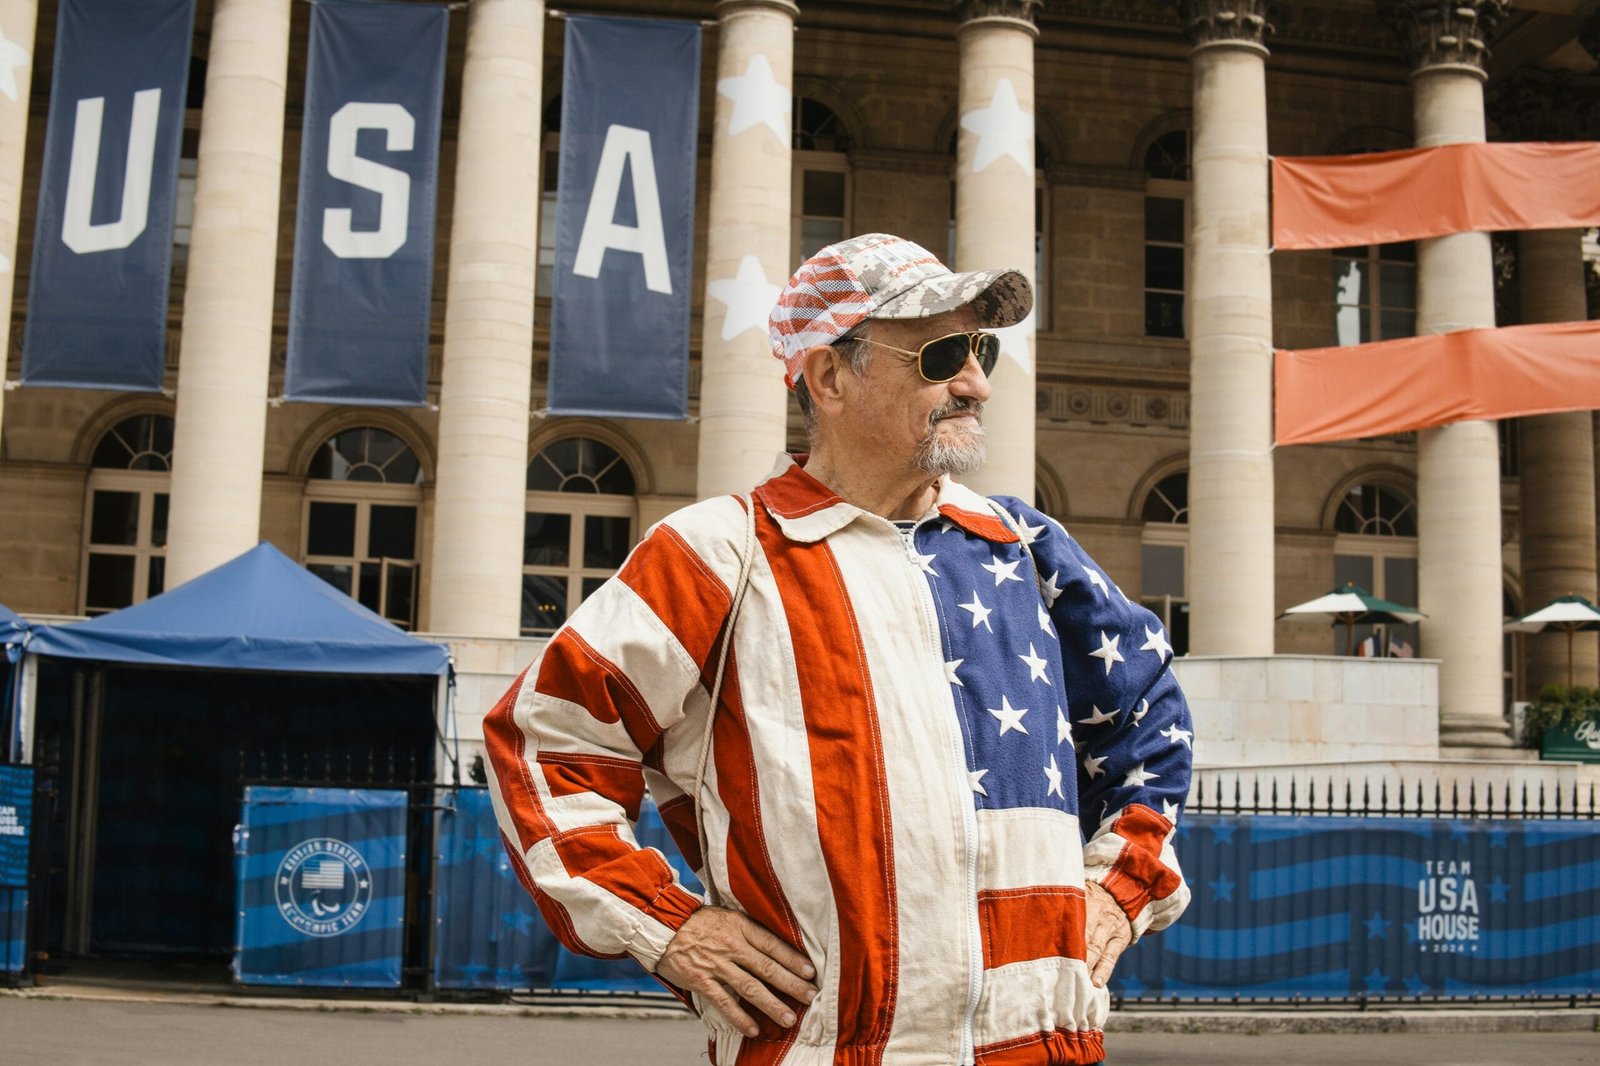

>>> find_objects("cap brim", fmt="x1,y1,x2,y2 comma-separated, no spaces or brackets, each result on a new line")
872,268,1033,329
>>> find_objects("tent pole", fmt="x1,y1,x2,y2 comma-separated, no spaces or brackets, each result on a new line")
1568,626,1575,689
13,653,37,764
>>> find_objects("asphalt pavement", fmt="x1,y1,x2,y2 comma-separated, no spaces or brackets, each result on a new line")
0,994,1595,1066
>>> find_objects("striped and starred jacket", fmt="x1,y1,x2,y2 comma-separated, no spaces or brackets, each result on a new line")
485,456,1193,1066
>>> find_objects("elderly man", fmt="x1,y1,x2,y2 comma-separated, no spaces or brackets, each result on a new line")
485,233,1192,1066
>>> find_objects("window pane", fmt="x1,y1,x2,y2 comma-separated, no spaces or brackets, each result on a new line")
90,491,140,546
581,577,608,602
802,169,845,217
1142,544,1185,598
801,219,845,261
308,563,353,594
1144,246,1184,292
1385,556,1418,606
583,516,631,569
85,554,136,611
1333,258,1367,307
358,561,382,612
307,501,357,557
1380,263,1415,310
147,555,165,599
151,494,169,549
1379,309,1414,341
1144,197,1184,243
521,574,567,634
1335,302,1370,346
368,504,417,560
383,563,416,628
1383,241,1417,264
1145,293,1184,338
524,513,571,566
1333,554,1374,590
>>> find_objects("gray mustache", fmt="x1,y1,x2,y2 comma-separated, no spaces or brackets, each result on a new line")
929,397,984,428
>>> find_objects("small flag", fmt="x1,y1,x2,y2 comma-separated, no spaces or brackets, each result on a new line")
301,859,345,889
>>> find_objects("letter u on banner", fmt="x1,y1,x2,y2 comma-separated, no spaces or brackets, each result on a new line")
549,16,702,419
284,0,448,407
21,0,195,392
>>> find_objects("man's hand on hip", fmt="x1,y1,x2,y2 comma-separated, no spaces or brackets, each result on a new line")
1084,880,1133,988
656,906,819,1039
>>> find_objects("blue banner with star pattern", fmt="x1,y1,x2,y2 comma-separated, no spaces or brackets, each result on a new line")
1114,814,1600,1000
431,787,701,991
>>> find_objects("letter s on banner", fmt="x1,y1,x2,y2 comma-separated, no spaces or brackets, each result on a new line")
572,125,672,295
323,102,414,260
61,89,161,253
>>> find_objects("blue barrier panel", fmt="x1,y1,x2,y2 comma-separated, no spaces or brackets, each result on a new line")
234,786,407,988
1114,813,1600,1000
1,888,24,974
0,765,30,976
432,788,701,991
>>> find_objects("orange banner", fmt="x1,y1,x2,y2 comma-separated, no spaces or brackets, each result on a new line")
1272,142,1600,250
1274,321,1600,446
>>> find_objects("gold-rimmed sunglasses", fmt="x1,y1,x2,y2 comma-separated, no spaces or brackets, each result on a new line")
862,331,1001,383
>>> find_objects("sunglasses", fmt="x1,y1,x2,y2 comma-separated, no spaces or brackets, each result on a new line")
862,331,1001,383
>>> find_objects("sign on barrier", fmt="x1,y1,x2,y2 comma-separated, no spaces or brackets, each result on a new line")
432,788,700,991
1115,813,1600,1000
234,786,407,988
0,764,29,976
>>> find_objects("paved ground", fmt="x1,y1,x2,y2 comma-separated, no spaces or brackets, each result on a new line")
1,996,1596,1065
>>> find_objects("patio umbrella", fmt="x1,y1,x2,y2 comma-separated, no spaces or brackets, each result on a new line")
1503,593,1600,687
1280,582,1426,656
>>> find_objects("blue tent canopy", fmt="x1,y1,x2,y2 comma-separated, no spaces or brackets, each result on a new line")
0,603,23,645
26,543,449,677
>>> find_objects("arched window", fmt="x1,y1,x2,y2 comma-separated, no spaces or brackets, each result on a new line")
1331,481,1419,655
303,427,424,628
1144,129,1189,339
523,437,639,635
792,98,852,263
81,415,173,615
1139,469,1189,655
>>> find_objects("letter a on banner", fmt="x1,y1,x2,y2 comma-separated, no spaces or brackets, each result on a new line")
21,0,195,392
284,1,448,407
549,16,702,419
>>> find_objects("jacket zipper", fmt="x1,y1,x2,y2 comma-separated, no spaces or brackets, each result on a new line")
900,520,983,1064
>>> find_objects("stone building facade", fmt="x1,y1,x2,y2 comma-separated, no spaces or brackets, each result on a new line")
3,0,1599,741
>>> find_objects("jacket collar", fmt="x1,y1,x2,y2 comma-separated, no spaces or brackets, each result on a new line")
752,454,1019,545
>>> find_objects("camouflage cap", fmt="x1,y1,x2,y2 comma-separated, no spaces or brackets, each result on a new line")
768,233,1032,387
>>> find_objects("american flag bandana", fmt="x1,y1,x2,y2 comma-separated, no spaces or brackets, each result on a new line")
768,233,1032,387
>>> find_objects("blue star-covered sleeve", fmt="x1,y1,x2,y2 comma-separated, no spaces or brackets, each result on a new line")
990,496,1193,939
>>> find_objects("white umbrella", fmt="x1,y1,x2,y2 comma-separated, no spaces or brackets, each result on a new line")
1503,594,1600,687
1281,582,1425,656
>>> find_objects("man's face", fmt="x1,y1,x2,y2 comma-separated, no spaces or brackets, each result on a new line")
844,305,993,477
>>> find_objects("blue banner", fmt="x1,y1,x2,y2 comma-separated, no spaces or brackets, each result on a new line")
284,0,447,406
0,765,31,890
234,786,407,988
21,0,194,391
1115,814,1600,1000
548,16,701,419
432,788,701,991
1,888,25,975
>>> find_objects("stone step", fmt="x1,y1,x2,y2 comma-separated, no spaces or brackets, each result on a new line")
1439,745,1542,762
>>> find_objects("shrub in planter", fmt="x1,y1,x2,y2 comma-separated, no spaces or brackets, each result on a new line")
1521,683,1600,748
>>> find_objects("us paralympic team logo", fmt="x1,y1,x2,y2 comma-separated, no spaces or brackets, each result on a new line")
275,837,373,938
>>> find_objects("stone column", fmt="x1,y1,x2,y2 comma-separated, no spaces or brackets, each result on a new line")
695,0,797,500
1384,0,1510,745
0,0,37,446
164,0,291,586
1492,69,1600,693
1181,1,1275,655
954,0,1038,499
427,0,544,637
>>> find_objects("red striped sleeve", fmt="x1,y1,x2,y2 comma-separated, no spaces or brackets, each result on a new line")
536,629,663,753
548,823,700,932
617,522,732,670
1097,804,1183,920
483,668,552,855
755,508,897,1057
535,750,646,823
978,886,1087,970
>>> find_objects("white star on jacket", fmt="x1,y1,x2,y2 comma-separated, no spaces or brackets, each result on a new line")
1124,762,1159,787
959,590,993,631
1011,512,1045,546
969,768,989,796
1140,624,1173,661
912,549,939,577
1043,754,1064,799
1056,707,1072,746
981,554,1022,586
1036,602,1055,636
0,25,29,103
706,255,782,341
1131,699,1150,727
1088,630,1124,675
1083,754,1107,779
1162,798,1181,823
946,659,965,687
959,76,1033,173
1040,571,1064,606
1018,643,1049,684
717,53,789,140
988,695,1029,736
1160,723,1193,748
1080,705,1118,726
1082,565,1111,599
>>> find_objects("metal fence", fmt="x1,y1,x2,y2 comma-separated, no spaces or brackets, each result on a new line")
1188,772,1599,820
